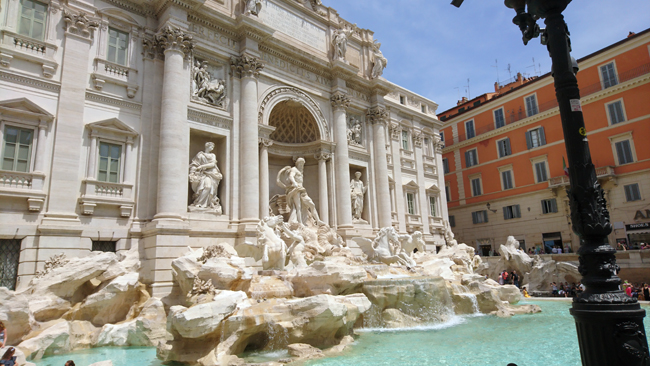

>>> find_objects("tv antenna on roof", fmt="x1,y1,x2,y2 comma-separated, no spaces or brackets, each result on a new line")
492,59,500,85
528,57,540,76
506,63,512,81
466,78,470,99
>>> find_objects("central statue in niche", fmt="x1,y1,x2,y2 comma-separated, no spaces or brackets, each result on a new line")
276,157,323,226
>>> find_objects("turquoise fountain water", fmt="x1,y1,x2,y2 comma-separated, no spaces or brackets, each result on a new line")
34,300,650,366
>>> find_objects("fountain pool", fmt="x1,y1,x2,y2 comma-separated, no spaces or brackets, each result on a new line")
34,300,650,366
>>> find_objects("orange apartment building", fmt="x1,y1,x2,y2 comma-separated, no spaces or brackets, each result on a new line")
439,29,650,256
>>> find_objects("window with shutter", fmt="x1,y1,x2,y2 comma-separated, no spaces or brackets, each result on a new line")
525,95,539,116
443,158,450,174
600,63,618,88
624,184,641,202
471,177,482,196
526,127,545,149
497,138,511,158
501,170,513,190
607,101,625,125
615,140,633,165
445,185,451,202
494,108,505,128
542,198,558,214
465,120,475,139
449,215,455,227
503,205,521,220
534,161,548,183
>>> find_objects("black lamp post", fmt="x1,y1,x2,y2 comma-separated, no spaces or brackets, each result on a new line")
452,1,650,365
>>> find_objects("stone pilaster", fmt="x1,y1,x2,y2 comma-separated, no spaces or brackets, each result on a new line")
315,151,331,225
331,92,353,228
154,26,194,221
259,138,273,218
388,120,407,232
412,131,430,235
434,134,449,221
231,55,264,225
367,106,392,228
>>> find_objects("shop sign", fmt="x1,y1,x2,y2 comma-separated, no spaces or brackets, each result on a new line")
634,210,650,220
626,222,650,230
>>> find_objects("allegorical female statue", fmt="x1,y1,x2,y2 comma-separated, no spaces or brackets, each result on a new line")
188,142,222,214
350,171,368,223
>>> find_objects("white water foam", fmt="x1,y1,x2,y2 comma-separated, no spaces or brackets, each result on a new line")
358,314,469,333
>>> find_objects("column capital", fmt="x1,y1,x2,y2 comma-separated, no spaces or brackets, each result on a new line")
433,135,444,153
258,137,273,147
330,91,350,110
413,131,423,148
315,151,331,161
155,25,195,58
142,37,164,60
62,10,99,39
230,55,264,79
389,122,401,141
366,105,389,125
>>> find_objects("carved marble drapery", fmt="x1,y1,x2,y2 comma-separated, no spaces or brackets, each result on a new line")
330,91,353,228
367,106,392,227
231,55,264,223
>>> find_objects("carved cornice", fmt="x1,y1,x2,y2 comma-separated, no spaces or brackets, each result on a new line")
314,151,331,161
63,11,99,39
366,105,389,125
187,108,232,129
155,26,195,58
330,91,350,110
0,70,60,92
230,55,264,79
86,91,142,111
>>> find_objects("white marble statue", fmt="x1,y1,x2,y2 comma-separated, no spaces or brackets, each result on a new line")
371,41,388,79
443,219,457,247
188,142,222,213
352,227,416,268
244,0,262,16
350,171,367,223
192,61,226,106
277,157,323,226
332,24,355,61
398,231,427,257
347,117,362,146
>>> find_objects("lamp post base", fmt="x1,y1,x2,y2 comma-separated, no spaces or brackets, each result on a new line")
571,302,649,366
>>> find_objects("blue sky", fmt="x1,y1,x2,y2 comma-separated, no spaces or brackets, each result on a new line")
325,0,650,113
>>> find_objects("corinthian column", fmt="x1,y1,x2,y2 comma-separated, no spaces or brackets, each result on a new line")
367,106,392,228
154,26,194,221
315,151,331,225
330,92,353,228
259,138,273,218
231,55,264,224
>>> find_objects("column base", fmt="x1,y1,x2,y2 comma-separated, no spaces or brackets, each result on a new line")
570,301,649,366
153,212,187,221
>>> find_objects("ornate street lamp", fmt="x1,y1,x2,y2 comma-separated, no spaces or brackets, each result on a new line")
452,1,650,365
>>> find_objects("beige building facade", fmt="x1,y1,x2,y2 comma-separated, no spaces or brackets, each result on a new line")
0,0,448,295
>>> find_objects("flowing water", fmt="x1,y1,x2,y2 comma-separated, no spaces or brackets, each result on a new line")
34,300,650,366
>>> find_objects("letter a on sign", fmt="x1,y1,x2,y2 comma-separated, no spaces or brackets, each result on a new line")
635,210,647,220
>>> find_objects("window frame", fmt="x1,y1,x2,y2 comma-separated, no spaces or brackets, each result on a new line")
445,183,451,203
493,107,506,129
465,148,478,168
428,195,438,217
496,137,512,158
96,140,123,183
609,132,636,166
503,204,521,220
2,125,35,173
401,130,410,150
472,210,488,224
624,183,642,202
448,215,455,227
541,198,558,214
530,155,549,184
469,173,483,197
605,98,627,126
442,158,450,174
17,0,49,41
524,93,539,117
498,164,515,191
106,27,130,66
526,126,546,150
465,119,476,139
406,191,417,215
599,61,619,89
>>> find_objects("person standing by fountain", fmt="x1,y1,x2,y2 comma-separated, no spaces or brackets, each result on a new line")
512,270,519,288
0,322,6,348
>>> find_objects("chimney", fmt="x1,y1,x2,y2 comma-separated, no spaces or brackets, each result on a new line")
628,31,636,38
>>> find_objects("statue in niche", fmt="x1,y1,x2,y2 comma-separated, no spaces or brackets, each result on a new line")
371,41,388,79
244,0,262,16
347,117,362,146
277,157,323,226
192,61,226,107
350,171,368,224
332,23,356,61
188,142,222,214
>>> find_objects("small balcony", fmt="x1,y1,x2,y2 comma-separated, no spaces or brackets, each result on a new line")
548,165,616,189
80,179,135,217
0,170,47,211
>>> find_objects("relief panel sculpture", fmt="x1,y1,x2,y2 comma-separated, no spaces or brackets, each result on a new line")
347,116,362,146
192,60,226,107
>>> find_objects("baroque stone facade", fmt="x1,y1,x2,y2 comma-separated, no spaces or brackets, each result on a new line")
0,0,446,296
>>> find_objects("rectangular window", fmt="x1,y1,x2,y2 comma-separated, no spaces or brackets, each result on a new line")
92,240,117,253
526,127,546,149
541,198,558,214
98,142,122,183
439,132,444,142
607,101,625,125
494,108,505,128
465,120,475,139
107,28,129,66
534,161,548,183
449,215,455,227
18,0,47,40
497,138,511,158
465,149,478,167
615,140,634,165
472,210,488,224
471,177,482,196
503,204,521,220
423,138,430,156
401,130,409,150
429,196,437,217
2,126,33,172
501,170,514,190
442,158,450,174
406,192,416,215
0,239,21,290
525,95,539,116
445,185,451,202
400,96,405,105
421,105,426,113
624,183,641,202
601,63,618,88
